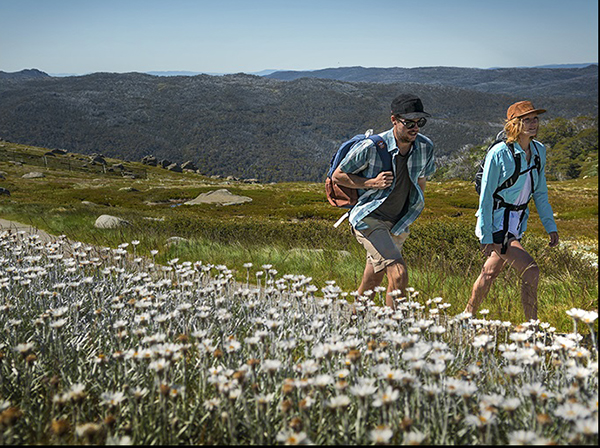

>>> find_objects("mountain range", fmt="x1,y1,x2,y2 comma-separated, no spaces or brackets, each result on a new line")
0,65,597,182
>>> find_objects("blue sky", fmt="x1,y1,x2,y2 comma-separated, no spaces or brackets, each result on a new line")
0,0,597,75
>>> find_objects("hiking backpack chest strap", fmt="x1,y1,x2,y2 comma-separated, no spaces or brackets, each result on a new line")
492,142,541,211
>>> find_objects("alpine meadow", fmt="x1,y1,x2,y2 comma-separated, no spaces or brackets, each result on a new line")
0,65,597,445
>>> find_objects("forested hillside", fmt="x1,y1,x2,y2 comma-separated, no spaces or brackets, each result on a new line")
0,67,597,182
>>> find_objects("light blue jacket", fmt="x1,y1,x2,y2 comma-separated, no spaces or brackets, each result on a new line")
475,140,557,244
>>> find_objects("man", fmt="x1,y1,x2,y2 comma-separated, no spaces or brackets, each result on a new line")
332,94,435,308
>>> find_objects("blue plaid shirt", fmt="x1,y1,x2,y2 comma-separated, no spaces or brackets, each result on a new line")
338,128,435,235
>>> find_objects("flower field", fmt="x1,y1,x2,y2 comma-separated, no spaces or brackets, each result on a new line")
0,230,597,445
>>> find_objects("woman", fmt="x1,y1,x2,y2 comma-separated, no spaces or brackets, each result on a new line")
466,101,559,322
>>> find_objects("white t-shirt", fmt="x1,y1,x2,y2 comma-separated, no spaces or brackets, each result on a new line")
508,172,532,237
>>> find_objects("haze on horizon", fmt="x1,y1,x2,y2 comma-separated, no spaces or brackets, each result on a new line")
0,0,598,76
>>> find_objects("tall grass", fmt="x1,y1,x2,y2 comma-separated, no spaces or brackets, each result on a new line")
0,198,596,333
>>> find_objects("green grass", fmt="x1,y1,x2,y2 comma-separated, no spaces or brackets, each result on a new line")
0,141,597,332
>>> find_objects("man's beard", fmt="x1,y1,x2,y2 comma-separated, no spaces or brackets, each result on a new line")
399,134,416,144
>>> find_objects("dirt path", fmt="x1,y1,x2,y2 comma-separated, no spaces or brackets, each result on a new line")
0,218,57,243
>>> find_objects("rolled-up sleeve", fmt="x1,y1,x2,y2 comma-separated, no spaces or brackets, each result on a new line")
422,142,436,178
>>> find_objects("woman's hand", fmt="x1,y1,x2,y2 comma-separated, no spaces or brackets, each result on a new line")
548,231,559,247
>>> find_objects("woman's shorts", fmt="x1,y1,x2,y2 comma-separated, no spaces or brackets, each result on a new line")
492,231,519,244
352,217,409,273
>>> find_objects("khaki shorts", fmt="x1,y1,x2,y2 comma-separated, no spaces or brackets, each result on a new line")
352,217,409,273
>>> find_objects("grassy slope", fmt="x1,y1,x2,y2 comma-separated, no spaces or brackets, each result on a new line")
0,141,597,331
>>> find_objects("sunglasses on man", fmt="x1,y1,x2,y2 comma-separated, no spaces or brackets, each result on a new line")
396,117,427,129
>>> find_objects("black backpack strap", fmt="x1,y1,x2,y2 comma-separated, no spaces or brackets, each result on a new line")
492,142,520,209
497,142,520,190
516,141,541,192
531,141,541,171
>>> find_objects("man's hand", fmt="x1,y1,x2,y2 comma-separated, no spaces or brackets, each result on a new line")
366,171,394,189
549,231,559,247
332,168,393,190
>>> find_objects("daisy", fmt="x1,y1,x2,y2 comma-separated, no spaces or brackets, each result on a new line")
554,402,592,421
203,398,220,412
262,359,282,375
149,358,170,373
100,391,126,407
372,386,400,408
426,362,446,376
464,409,495,427
327,395,351,410
573,417,598,436
508,430,545,445
369,425,394,444
403,430,427,445
566,308,588,321
501,397,521,413
275,429,311,445
349,382,377,399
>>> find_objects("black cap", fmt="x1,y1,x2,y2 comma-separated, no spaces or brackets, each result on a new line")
391,94,431,119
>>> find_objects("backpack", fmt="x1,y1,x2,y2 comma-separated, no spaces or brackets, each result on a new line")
325,130,392,208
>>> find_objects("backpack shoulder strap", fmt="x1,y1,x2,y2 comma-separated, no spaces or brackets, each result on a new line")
531,141,541,173
496,141,520,192
368,135,392,171
327,134,368,178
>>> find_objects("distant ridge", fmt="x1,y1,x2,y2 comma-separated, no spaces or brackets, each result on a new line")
0,68,50,80
266,65,598,98
48,69,281,77
3,64,596,79
519,63,597,69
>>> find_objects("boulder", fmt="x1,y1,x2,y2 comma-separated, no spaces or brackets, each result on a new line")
181,160,197,171
94,215,131,229
91,155,106,164
141,155,158,166
288,248,352,258
22,172,45,179
165,236,189,247
166,163,182,173
184,189,252,206
0,187,10,196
